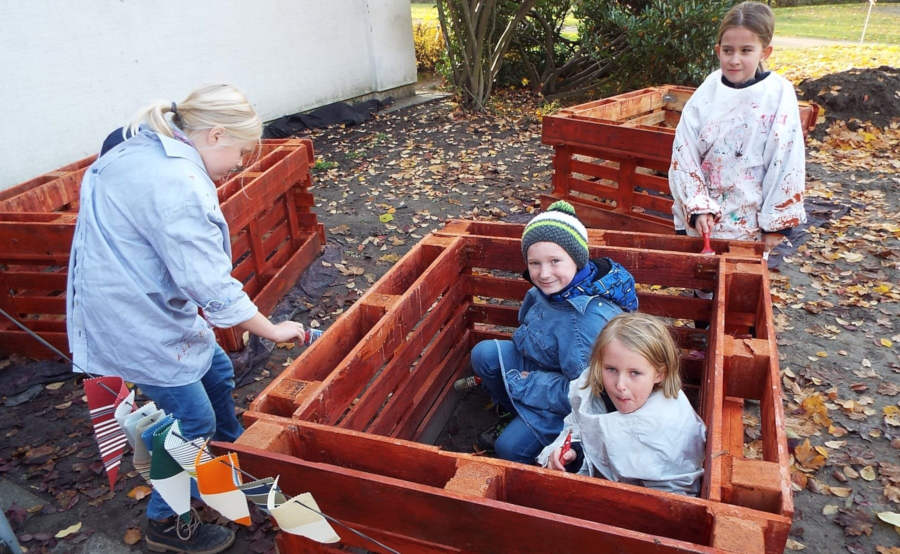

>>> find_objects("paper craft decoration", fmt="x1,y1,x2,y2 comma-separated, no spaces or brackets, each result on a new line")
238,476,285,514
113,389,136,444
195,451,251,526
132,409,166,482
267,476,339,543
83,375,133,489
163,420,211,478
121,401,157,448
149,421,191,519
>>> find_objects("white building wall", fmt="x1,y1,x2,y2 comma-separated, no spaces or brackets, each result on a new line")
0,0,416,189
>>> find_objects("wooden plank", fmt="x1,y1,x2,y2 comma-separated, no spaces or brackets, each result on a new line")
466,274,529,301
6,295,66,314
0,330,68,359
340,281,468,431
623,110,667,127
543,116,675,164
226,441,718,553
295,240,468,423
701,259,728,502
722,397,745,460
0,169,87,212
367,309,469,436
541,195,675,234
723,337,769,400
569,158,619,181
0,223,74,256
465,234,718,290
392,327,470,439
0,270,67,290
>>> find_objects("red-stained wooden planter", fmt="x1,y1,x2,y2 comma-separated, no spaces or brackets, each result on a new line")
541,85,820,234
227,220,789,553
0,139,324,357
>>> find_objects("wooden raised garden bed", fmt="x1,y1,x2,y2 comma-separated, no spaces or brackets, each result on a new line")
0,138,324,357
541,85,820,234
228,220,789,553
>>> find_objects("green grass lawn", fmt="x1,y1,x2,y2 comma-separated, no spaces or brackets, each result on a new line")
774,2,900,44
412,2,900,45
411,2,437,23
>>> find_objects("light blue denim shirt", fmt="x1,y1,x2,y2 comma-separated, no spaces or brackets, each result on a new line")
66,128,258,386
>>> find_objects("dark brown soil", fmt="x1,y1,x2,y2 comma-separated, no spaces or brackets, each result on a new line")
798,66,900,129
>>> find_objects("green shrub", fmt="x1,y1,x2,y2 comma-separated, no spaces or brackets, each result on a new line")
578,0,733,90
413,21,445,72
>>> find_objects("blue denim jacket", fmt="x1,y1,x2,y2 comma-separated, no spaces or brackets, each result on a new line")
504,260,638,445
66,128,258,386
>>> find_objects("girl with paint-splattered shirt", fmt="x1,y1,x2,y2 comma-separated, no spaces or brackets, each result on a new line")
668,1,806,249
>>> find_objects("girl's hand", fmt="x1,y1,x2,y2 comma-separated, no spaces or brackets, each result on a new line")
547,446,576,471
269,321,307,343
693,214,715,235
762,232,784,251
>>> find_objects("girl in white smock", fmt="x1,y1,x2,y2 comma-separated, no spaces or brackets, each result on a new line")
668,1,806,251
538,313,706,496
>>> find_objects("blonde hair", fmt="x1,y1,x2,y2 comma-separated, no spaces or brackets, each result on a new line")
127,84,262,143
717,2,775,51
585,313,682,399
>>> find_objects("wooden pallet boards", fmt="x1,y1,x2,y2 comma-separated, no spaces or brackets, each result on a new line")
238,220,791,552
0,139,324,357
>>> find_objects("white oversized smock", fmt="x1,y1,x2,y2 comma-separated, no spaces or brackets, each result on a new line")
537,372,707,496
668,69,807,240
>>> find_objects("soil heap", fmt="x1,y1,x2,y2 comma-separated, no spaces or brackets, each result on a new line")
798,66,900,128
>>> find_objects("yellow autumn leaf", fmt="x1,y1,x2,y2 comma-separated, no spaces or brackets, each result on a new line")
816,351,828,358
794,438,826,472
860,466,876,481
881,338,894,348
127,485,152,500
45,381,64,390
884,405,900,427
801,393,832,427
55,521,82,538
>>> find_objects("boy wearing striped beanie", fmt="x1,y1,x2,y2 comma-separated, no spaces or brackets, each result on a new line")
461,200,639,464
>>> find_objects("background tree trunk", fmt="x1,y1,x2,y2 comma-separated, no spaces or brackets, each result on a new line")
436,0,538,110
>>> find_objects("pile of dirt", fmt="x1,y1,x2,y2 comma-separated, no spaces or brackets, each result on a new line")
798,66,900,128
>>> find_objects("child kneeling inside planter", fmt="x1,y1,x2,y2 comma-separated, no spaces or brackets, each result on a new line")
460,200,639,464
538,312,707,496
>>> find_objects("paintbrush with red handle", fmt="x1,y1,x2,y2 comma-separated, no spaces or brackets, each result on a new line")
558,429,573,464
700,231,715,255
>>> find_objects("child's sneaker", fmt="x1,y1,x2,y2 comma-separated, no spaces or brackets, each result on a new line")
145,510,234,553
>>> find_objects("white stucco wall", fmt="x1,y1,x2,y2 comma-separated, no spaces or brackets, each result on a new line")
0,0,416,189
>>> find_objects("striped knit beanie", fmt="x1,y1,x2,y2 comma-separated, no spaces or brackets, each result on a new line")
521,200,589,269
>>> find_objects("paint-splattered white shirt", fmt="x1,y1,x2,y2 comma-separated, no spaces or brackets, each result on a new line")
668,69,807,241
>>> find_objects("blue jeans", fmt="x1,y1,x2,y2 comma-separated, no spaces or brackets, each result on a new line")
138,345,244,520
471,340,543,464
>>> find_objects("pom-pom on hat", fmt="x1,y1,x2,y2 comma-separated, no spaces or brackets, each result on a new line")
521,200,589,269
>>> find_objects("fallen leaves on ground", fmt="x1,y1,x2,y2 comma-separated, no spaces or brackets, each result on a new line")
770,44,900,83
123,527,142,545
54,521,82,539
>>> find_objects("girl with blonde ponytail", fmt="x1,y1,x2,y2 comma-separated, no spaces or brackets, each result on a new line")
68,84,311,553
